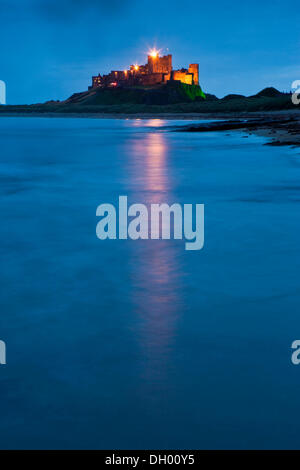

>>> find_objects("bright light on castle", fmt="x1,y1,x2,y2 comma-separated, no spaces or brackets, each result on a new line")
149,49,159,59
134,65,139,71
149,49,158,58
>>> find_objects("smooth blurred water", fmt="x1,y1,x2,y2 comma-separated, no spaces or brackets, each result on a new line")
0,117,300,449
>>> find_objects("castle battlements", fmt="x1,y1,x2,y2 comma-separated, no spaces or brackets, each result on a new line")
90,50,199,90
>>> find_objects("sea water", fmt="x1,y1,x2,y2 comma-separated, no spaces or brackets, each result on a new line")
0,117,300,449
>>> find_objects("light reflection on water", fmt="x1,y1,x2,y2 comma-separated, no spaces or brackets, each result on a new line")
131,118,168,128
126,129,182,391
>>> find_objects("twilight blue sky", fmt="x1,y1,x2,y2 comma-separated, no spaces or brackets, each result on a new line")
0,0,298,104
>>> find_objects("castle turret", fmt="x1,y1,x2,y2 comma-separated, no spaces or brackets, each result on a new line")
188,64,199,86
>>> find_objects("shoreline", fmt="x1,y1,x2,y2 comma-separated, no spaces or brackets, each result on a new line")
0,109,298,120
0,112,222,120
0,110,299,147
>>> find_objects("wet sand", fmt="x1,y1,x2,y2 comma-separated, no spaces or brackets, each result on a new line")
177,110,300,147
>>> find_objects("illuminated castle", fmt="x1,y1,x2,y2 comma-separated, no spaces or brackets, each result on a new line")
90,49,199,89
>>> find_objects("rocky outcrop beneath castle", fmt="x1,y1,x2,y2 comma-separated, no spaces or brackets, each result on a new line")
65,81,206,106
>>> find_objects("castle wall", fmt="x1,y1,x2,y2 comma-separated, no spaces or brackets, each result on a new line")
112,71,126,80
130,64,148,74
140,73,165,86
92,75,103,87
172,71,193,85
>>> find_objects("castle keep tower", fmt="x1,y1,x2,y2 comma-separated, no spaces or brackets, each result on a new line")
147,53,172,74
